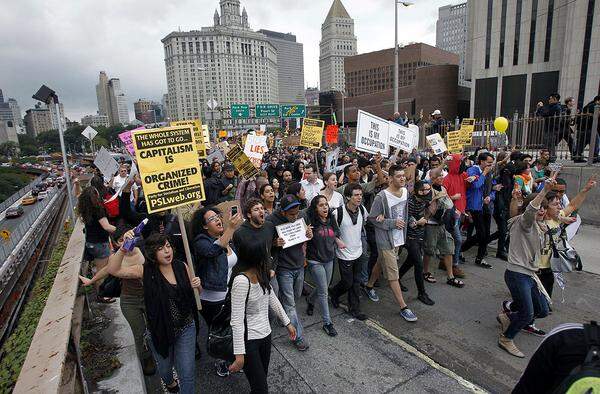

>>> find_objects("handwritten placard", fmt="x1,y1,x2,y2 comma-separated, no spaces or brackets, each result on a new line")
276,218,308,249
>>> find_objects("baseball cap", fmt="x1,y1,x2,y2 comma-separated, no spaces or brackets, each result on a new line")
280,194,301,211
223,164,234,171
431,109,441,116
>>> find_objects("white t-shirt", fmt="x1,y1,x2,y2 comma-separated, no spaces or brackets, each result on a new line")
200,248,238,302
385,188,408,247
324,190,344,209
112,174,128,195
333,205,366,260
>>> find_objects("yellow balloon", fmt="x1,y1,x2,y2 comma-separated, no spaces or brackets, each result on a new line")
494,117,509,133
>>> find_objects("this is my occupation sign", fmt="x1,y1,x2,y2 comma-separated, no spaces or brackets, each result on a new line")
133,125,205,213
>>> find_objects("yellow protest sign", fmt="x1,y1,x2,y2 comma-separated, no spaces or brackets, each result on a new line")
133,125,205,213
300,118,325,149
170,120,206,158
459,118,475,145
226,144,260,179
0,230,10,240
446,131,463,153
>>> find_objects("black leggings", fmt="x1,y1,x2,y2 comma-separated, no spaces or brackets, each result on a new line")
244,335,272,394
537,268,555,298
398,239,426,295
200,299,225,327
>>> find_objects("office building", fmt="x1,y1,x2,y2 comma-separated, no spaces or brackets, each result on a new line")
134,99,165,124
339,43,467,123
0,121,19,145
96,72,130,126
0,89,16,125
162,0,278,130
24,106,53,137
81,114,110,128
134,99,153,121
258,29,305,104
162,94,170,120
319,0,357,92
466,0,600,117
305,87,320,106
48,101,66,131
436,3,469,87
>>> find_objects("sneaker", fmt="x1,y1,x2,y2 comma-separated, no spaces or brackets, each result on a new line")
400,307,418,322
417,293,435,306
363,286,379,302
502,300,512,314
498,334,525,358
351,310,368,321
215,360,230,377
142,356,156,376
475,259,493,269
522,324,546,337
306,301,314,316
294,338,310,351
497,312,510,333
399,281,408,292
323,324,338,337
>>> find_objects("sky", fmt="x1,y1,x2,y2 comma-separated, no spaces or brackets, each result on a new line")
0,0,451,121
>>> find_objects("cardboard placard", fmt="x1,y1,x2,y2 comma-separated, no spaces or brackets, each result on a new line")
459,118,475,144
426,133,448,155
119,127,145,156
206,149,226,163
170,120,207,158
446,131,463,153
226,144,260,179
325,148,340,172
388,122,418,152
356,110,389,156
133,125,206,213
202,124,211,148
276,218,309,249
300,118,325,149
283,135,300,147
94,146,120,179
325,125,339,145
244,135,268,168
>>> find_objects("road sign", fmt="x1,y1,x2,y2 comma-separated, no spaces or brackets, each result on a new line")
207,99,218,110
0,230,10,240
255,104,280,118
281,105,306,118
81,126,97,141
231,104,250,119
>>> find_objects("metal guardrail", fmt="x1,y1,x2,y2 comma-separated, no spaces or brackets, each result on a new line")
0,173,45,213
0,189,60,262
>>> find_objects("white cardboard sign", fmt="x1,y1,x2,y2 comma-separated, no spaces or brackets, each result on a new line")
276,218,309,249
426,133,448,155
388,122,418,152
244,135,268,168
93,147,120,179
355,110,389,156
325,148,340,173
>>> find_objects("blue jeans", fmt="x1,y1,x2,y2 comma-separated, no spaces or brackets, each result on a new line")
451,217,462,266
307,260,334,325
147,321,196,393
504,270,549,339
277,267,304,342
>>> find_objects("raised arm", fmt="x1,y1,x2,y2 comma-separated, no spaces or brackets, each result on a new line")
563,176,597,217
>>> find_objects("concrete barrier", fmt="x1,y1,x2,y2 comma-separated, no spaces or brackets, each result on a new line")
13,220,86,394
557,165,600,226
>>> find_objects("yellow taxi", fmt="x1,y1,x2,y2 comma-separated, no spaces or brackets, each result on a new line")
22,196,37,205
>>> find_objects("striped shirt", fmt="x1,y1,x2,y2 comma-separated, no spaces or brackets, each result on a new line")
231,275,290,355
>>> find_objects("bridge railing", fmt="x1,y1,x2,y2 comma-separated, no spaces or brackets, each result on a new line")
0,173,45,213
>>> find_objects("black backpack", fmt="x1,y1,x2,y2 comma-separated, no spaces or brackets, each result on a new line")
553,321,600,394
206,273,250,362
336,204,366,227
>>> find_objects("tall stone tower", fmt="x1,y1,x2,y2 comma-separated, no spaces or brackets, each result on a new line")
319,0,357,92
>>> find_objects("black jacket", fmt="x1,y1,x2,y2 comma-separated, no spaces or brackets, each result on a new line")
266,210,306,271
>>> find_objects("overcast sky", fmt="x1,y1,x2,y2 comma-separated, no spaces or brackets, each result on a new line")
0,0,450,121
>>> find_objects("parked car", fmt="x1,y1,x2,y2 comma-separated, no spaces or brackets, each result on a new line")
37,191,48,200
22,196,37,205
6,206,24,218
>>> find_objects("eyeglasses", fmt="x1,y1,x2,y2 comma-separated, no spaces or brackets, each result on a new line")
206,214,222,223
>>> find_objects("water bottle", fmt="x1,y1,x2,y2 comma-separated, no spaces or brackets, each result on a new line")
123,218,148,252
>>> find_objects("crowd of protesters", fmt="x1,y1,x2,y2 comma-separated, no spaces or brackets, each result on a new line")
76,106,598,393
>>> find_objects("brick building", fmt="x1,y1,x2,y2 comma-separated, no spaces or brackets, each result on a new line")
336,43,469,124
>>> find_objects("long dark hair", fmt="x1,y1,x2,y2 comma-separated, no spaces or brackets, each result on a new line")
306,195,331,227
191,207,222,239
230,241,271,294
90,174,108,196
143,233,172,267
77,186,106,224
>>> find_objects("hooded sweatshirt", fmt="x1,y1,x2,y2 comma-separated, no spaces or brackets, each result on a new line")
443,153,468,213
266,210,307,271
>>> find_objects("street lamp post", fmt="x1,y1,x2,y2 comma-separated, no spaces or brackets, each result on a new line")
394,1,414,114
32,85,75,224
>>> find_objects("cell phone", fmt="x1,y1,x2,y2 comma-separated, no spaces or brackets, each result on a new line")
231,206,238,216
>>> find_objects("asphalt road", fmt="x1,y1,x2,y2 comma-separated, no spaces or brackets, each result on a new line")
0,187,62,237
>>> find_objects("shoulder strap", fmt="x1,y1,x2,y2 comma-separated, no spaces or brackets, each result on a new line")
337,205,344,226
359,205,366,219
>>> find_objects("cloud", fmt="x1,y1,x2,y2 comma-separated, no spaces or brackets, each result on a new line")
0,0,445,121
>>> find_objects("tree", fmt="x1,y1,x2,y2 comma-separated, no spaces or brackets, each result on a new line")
36,130,61,153
17,134,38,156
0,142,19,157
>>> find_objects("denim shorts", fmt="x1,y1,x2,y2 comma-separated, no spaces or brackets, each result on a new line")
85,242,111,259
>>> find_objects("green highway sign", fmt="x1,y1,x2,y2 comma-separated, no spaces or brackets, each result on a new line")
231,104,250,119
281,104,306,118
255,104,280,118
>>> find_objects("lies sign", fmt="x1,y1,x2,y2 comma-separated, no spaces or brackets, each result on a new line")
132,126,206,213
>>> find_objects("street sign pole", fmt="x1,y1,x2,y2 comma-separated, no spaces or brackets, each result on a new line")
54,99,75,225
